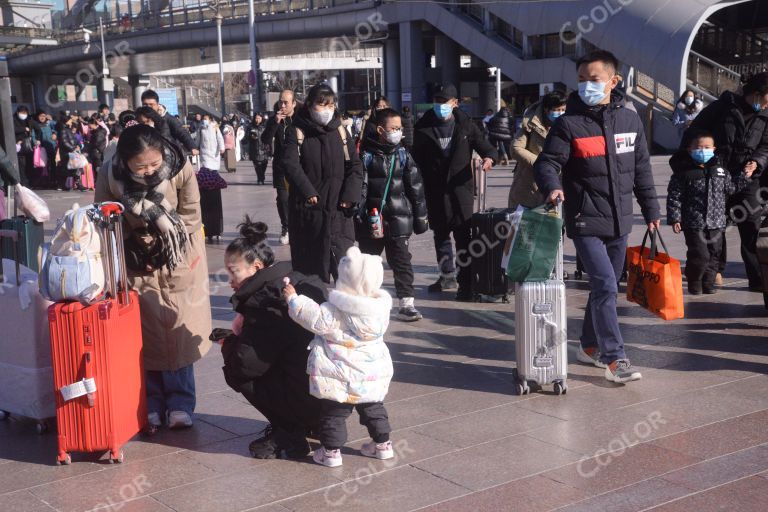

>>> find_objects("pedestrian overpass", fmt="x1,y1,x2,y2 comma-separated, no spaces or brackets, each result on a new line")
6,0,761,149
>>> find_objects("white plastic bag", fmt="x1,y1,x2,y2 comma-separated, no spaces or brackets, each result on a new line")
500,206,526,271
15,185,50,222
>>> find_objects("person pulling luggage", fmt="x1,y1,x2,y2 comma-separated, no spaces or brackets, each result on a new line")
534,50,660,384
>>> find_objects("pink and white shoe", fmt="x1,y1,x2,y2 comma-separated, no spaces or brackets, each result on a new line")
313,447,342,467
360,440,394,460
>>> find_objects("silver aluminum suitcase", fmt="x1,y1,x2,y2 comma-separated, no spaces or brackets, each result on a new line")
513,207,568,395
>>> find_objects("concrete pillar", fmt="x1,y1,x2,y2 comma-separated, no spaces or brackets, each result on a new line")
399,21,427,106
435,35,460,89
329,74,339,98
384,38,401,110
0,58,19,176
128,75,149,109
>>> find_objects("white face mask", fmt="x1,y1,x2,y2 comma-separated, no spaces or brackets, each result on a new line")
684,96,694,106
310,108,335,126
384,129,403,145
18,114,28,121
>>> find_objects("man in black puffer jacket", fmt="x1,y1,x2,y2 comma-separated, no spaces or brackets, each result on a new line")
412,83,498,301
535,51,660,385
488,107,513,165
686,72,768,290
357,108,428,321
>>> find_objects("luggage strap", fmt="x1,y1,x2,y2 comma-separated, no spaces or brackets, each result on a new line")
59,377,97,402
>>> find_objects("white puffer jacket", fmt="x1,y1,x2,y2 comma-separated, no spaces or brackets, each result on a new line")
288,288,393,404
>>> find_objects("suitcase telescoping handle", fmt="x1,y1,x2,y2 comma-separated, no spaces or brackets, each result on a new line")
0,228,21,285
98,202,131,306
475,156,487,213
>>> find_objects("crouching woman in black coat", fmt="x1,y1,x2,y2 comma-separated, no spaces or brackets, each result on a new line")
221,217,327,459
357,108,428,321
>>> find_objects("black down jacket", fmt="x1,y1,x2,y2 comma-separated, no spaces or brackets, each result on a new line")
534,90,660,238
357,136,428,240
667,152,747,230
222,261,326,428
688,91,768,177
412,108,498,231
282,108,364,282
261,111,297,190
487,109,513,142
401,111,415,148
87,126,108,169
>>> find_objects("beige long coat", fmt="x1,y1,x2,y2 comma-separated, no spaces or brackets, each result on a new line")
95,159,212,371
508,101,550,210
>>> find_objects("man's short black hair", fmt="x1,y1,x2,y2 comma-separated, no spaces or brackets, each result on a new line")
16,106,28,114
374,108,401,127
542,91,568,110
743,72,768,97
140,89,159,103
99,104,109,111
576,50,619,74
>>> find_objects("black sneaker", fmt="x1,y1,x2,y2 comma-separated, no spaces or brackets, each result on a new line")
455,288,473,302
428,275,458,293
249,425,279,459
397,306,423,322
688,281,703,295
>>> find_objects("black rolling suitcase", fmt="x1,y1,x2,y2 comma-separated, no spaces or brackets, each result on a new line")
200,188,224,240
470,159,513,301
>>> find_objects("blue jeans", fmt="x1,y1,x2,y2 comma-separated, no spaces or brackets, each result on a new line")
572,235,628,364
146,365,196,417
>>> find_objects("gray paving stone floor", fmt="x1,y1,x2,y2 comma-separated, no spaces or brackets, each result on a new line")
2,155,767,511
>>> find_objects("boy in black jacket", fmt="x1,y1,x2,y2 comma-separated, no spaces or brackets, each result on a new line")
357,108,429,321
668,130,753,294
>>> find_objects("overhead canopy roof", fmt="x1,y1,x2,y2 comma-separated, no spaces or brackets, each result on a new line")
485,0,752,92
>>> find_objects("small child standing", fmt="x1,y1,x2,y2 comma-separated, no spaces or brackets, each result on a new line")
283,246,394,467
668,129,753,294
357,108,428,321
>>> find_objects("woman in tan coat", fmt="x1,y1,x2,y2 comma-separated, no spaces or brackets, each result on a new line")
95,124,212,431
508,91,567,209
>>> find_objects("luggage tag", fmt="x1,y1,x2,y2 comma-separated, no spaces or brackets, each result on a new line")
60,378,97,402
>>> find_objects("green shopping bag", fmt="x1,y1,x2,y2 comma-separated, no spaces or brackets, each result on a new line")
503,204,562,282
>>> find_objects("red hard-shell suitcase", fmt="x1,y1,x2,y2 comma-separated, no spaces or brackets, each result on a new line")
47,203,146,465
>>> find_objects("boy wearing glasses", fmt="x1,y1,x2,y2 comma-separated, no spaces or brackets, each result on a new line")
356,108,429,321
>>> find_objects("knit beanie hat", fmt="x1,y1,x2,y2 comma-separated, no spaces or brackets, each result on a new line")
336,246,384,297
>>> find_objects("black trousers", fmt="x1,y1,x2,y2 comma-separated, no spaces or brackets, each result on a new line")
318,399,391,450
722,184,764,286
433,220,472,290
238,379,320,436
252,160,267,183
275,186,289,231
358,236,414,298
684,229,724,288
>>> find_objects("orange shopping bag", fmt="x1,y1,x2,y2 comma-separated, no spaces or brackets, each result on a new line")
626,229,684,320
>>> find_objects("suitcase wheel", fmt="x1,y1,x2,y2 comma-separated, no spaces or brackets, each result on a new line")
553,381,568,396
0,410,8,420
574,270,583,280
57,453,72,465
109,450,125,464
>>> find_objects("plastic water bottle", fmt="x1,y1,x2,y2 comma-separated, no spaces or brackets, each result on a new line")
370,208,384,239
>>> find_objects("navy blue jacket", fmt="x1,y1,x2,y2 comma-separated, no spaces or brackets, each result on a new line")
534,91,660,238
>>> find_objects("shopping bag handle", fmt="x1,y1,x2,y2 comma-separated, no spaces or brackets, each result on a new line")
641,228,669,261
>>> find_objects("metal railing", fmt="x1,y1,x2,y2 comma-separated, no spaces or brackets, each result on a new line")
687,49,742,99
693,22,768,66
54,0,370,33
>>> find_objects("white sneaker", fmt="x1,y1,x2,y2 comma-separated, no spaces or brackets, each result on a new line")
167,410,193,429
148,412,163,428
576,346,607,368
605,359,642,384
397,298,422,322
360,440,394,460
312,446,343,467
279,230,290,246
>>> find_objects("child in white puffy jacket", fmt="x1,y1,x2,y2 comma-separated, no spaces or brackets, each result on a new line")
283,246,394,467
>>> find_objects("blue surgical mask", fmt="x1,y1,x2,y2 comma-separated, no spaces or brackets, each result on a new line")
578,80,609,107
433,103,453,119
754,103,763,112
690,149,715,164
202,120,209,128
547,111,563,123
